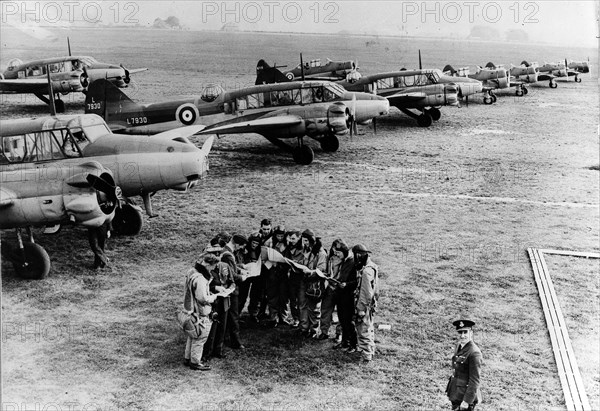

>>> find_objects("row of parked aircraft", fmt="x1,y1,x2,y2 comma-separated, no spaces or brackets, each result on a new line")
0,43,591,279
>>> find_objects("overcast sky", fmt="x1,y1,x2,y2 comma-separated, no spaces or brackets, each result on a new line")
2,1,598,48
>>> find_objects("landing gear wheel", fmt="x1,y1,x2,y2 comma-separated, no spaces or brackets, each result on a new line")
575,76,581,83
292,145,314,165
516,89,524,97
427,107,441,121
522,87,528,95
416,113,433,127
320,135,339,152
483,97,492,105
13,243,51,280
112,203,144,236
55,99,65,113
549,81,557,89
491,95,497,103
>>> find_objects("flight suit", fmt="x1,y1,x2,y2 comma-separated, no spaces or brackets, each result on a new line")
284,245,304,324
203,262,235,359
300,247,327,335
183,268,216,366
354,258,378,361
446,341,483,410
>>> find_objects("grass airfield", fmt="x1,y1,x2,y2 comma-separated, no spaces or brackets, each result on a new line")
1,28,599,410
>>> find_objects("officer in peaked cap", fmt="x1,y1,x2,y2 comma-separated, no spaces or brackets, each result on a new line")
445,319,482,410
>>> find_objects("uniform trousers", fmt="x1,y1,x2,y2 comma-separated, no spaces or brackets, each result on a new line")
356,308,375,360
184,317,212,364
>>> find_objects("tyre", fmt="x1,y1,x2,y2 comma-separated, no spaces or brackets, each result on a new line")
523,87,528,95
428,107,441,121
292,145,314,165
516,89,523,97
112,203,144,236
13,243,51,280
320,136,339,152
417,113,433,127
550,81,558,89
484,97,493,105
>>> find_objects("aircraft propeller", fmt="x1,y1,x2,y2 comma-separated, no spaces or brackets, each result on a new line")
347,93,357,137
46,65,56,116
86,173,120,214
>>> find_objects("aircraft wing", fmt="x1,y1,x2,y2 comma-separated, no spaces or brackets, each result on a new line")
128,68,149,75
200,115,304,135
384,92,427,106
0,187,17,208
0,78,49,94
536,73,555,82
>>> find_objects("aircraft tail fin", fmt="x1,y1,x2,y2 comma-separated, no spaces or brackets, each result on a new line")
255,59,291,85
442,64,457,75
85,79,142,123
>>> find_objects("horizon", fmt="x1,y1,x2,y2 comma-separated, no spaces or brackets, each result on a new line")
1,1,598,49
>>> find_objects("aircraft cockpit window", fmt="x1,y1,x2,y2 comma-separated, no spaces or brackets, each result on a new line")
48,62,63,74
1,137,25,164
376,78,395,90
79,57,97,67
82,124,109,142
300,87,324,104
236,97,248,110
270,90,296,106
56,128,83,158
15,130,66,162
328,83,346,96
246,93,264,109
27,65,43,77
321,87,337,102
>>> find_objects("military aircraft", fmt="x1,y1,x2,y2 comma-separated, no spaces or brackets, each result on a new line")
443,64,513,104
0,113,213,279
567,60,590,74
336,70,461,127
256,56,357,83
520,59,586,87
0,39,147,112
256,60,465,127
84,78,389,165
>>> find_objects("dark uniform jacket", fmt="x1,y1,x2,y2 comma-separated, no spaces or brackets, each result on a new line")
446,341,483,405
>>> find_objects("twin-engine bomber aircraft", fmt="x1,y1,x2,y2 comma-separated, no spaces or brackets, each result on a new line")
255,61,467,127
84,79,389,165
1,114,213,279
0,55,147,112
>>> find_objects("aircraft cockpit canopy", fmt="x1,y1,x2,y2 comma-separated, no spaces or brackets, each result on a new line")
0,115,110,164
201,84,224,102
77,56,98,67
375,71,443,89
6,58,23,71
234,82,347,111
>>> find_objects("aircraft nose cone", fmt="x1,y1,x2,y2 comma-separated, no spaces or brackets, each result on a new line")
181,147,206,186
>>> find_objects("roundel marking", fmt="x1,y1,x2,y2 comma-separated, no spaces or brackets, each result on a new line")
286,72,294,80
175,103,199,126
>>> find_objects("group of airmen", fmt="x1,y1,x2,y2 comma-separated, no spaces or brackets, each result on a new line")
179,218,482,410
180,219,379,368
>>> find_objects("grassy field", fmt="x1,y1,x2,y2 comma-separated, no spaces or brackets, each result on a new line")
1,27,599,410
